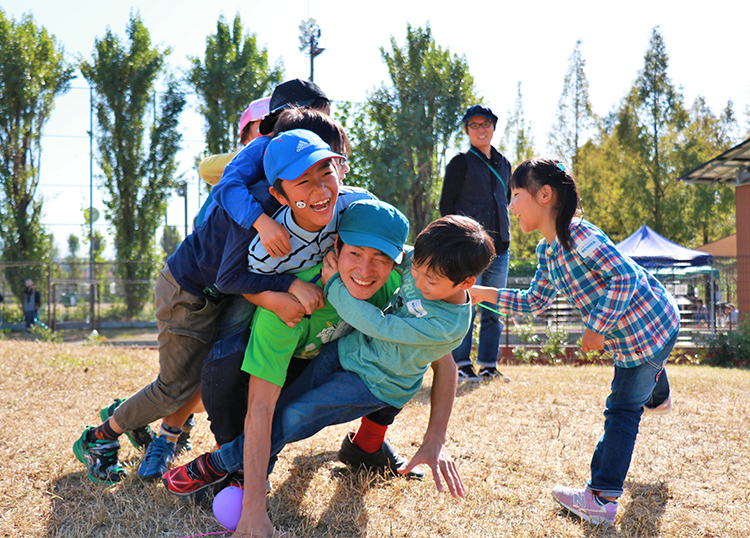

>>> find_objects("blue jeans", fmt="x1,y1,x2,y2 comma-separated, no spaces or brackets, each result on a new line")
220,343,393,474
452,249,509,368
587,332,676,497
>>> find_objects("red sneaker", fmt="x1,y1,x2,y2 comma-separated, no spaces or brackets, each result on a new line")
162,452,227,501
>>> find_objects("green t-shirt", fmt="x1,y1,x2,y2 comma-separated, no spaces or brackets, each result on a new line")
241,261,401,387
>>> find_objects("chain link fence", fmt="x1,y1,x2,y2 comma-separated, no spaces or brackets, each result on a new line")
1,260,157,331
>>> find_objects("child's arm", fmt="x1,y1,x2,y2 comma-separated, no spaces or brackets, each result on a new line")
214,215,297,296
210,136,291,258
198,152,236,186
243,291,305,328
324,274,450,345
252,213,292,259
398,353,465,498
468,285,499,305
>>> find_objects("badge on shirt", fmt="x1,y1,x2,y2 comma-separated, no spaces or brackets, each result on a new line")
577,234,601,258
407,299,428,318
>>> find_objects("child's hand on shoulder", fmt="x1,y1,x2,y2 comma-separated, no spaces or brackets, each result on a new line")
321,249,339,286
253,213,291,259
468,285,498,306
288,278,325,316
268,292,306,328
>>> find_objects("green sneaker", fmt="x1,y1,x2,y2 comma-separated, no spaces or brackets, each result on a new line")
73,426,128,485
100,398,153,450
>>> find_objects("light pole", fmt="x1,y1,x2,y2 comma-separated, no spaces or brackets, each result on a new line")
299,18,325,81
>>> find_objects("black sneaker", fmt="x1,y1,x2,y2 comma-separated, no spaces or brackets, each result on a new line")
337,432,424,479
477,366,511,383
100,398,154,450
73,426,128,484
457,364,480,382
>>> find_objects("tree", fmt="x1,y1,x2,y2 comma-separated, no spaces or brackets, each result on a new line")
548,40,597,176
339,24,475,236
66,233,82,282
615,27,687,236
0,9,73,300
674,96,736,247
161,225,182,262
499,83,540,259
187,14,283,156
80,12,185,315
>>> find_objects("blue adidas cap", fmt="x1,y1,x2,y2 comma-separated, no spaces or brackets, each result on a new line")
263,129,343,185
338,200,409,264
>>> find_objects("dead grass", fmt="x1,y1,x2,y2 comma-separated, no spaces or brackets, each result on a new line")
1,339,748,537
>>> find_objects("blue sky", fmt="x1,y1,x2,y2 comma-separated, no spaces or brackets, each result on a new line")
3,0,749,257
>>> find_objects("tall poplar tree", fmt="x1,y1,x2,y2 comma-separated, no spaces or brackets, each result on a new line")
615,26,687,236
187,14,283,156
80,12,185,315
340,24,475,235
548,40,596,176
0,9,73,300
499,83,540,259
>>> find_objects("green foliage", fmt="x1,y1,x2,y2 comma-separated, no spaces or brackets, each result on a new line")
338,23,476,236
541,327,568,364
702,322,750,368
512,317,539,363
0,10,73,299
573,337,612,364
80,12,185,315
29,322,62,343
508,258,538,278
161,225,182,262
187,14,283,155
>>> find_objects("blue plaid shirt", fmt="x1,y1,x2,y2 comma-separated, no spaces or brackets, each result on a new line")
497,219,680,367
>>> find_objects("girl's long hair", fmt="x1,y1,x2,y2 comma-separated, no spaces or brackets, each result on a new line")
510,157,581,251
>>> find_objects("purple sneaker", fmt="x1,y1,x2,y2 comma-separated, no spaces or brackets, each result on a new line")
551,485,617,526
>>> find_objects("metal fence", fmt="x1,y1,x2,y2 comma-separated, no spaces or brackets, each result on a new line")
0,260,157,330
1,257,747,339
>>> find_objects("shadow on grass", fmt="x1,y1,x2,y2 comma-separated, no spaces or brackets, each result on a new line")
270,450,394,537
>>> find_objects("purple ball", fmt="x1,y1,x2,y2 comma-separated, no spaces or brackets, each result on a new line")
212,486,243,531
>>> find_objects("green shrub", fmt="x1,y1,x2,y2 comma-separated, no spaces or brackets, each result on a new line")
512,317,539,363
541,327,568,364
702,321,750,367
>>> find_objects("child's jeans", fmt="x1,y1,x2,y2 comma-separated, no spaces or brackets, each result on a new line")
587,332,677,498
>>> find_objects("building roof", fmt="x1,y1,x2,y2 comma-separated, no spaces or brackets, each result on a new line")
678,137,750,186
695,234,737,258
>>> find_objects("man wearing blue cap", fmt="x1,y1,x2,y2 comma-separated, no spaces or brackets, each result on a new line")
439,104,512,382
165,199,424,528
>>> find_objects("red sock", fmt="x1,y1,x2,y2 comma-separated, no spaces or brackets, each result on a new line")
351,417,388,453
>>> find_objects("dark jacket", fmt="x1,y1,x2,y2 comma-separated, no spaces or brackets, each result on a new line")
439,145,512,254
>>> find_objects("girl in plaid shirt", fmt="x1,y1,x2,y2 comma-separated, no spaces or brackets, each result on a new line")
471,157,679,526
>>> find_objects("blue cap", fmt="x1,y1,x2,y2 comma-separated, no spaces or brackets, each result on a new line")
263,129,343,185
338,200,409,263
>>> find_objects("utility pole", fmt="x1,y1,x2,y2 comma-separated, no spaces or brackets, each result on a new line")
299,19,325,81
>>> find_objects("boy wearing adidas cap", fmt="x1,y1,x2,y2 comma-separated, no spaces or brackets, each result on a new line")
73,129,373,484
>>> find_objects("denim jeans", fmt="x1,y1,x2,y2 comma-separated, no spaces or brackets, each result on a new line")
587,332,677,497
452,249,509,368
220,343,393,474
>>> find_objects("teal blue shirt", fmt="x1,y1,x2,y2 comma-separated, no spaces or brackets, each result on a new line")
324,249,471,408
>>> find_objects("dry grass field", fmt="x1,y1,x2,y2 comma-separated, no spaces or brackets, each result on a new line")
0,339,748,538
